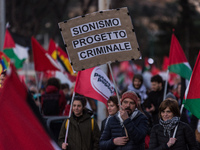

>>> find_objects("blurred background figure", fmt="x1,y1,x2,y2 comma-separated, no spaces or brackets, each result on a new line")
145,74,164,125
41,77,66,116
127,74,147,104
149,99,199,150
101,95,119,133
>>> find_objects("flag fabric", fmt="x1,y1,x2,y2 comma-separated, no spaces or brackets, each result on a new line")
48,39,75,76
0,64,60,150
183,51,200,119
74,67,115,106
3,29,29,69
31,37,61,72
0,52,10,74
168,33,192,80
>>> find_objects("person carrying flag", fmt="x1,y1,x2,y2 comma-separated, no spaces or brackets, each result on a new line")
58,96,100,150
149,99,199,150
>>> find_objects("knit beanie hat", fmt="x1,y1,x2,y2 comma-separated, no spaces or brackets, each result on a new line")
121,91,138,106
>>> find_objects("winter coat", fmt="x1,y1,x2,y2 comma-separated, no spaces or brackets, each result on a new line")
58,110,100,150
101,118,107,134
41,85,66,115
149,121,199,150
100,111,148,150
144,88,164,125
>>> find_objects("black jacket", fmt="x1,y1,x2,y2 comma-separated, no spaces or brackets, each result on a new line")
100,111,148,150
145,88,164,125
149,121,199,150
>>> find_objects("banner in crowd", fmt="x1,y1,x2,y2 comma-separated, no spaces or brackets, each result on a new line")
74,66,115,106
59,7,141,71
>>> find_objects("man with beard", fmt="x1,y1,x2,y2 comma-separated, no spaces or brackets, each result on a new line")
100,91,148,150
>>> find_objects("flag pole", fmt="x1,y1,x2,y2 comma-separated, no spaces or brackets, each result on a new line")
172,103,184,138
107,61,121,106
64,91,75,143
163,69,169,101
35,71,43,112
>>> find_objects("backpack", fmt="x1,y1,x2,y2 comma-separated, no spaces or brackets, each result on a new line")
65,117,94,131
42,91,60,116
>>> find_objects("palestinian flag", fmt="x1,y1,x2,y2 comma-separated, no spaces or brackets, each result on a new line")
183,51,200,119
3,29,29,69
168,32,192,80
0,64,60,149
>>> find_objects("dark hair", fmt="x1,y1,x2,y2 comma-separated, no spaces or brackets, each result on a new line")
151,74,163,84
132,74,143,85
159,99,180,118
73,96,86,107
61,83,69,90
107,96,119,108
46,77,61,89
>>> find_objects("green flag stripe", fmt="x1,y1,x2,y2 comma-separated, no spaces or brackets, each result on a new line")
3,48,25,69
168,63,192,80
183,98,200,119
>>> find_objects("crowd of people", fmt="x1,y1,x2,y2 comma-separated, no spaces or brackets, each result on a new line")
1,69,200,150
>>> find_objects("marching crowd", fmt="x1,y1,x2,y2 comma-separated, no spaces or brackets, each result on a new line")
0,70,200,150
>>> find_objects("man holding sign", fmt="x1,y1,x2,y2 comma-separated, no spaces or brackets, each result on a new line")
100,91,148,150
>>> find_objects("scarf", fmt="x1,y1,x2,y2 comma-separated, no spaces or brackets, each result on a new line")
105,115,112,128
118,108,139,127
159,116,180,137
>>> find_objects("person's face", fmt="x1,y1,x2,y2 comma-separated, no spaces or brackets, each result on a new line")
161,107,174,121
72,100,83,117
177,84,181,95
151,82,162,91
107,101,118,116
121,98,136,116
133,78,142,89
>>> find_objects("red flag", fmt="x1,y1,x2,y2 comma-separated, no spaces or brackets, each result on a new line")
31,37,61,72
48,39,68,58
0,65,60,150
3,29,15,49
74,67,115,106
48,39,75,75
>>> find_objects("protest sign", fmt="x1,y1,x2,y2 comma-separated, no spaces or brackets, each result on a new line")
59,7,141,71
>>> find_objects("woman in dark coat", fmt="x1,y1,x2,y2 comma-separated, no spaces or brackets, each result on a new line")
149,99,199,150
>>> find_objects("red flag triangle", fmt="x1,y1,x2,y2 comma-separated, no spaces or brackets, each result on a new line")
169,33,188,65
31,37,61,72
3,29,15,49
